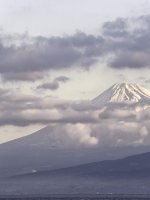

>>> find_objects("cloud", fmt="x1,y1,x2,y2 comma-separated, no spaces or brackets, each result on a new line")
37,81,59,90
0,15,150,81
37,76,70,90
0,90,98,126
109,51,150,69
0,32,102,81
140,126,148,136
99,107,136,120
102,18,128,38
54,76,70,83
0,88,150,146
2,71,45,82
105,15,150,69
65,123,99,146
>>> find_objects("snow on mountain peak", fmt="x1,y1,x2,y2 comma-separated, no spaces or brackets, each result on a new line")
92,83,150,106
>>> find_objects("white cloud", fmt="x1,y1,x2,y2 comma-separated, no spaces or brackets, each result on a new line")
65,123,99,146
140,126,148,136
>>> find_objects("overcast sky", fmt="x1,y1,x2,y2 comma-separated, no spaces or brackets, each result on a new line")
0,0,150,142
0,0,149,36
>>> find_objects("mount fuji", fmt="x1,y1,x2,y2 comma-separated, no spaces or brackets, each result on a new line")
92,83,150,107
0,83,150,195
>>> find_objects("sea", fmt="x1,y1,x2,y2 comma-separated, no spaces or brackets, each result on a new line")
0,194,150,200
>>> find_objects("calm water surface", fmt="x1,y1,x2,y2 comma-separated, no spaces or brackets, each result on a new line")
0,195,150,200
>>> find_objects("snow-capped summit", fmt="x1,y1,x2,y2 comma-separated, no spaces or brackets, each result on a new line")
92,83,150,106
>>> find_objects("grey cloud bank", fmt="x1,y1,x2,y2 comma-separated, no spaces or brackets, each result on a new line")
0,15,150,81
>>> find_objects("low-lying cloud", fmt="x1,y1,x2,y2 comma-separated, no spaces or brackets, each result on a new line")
0,88,150,146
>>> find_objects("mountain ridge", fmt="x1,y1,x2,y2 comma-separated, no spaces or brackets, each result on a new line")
5,151,150,194
11,151,150,179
